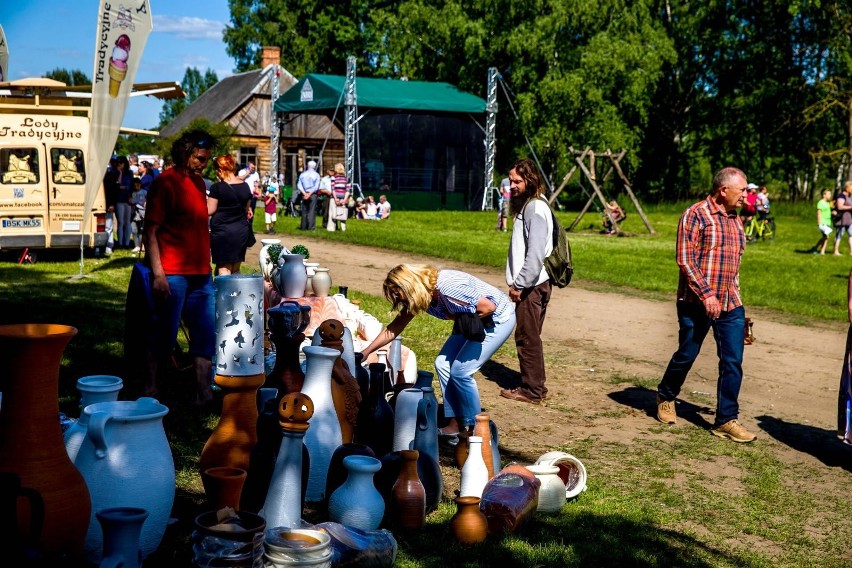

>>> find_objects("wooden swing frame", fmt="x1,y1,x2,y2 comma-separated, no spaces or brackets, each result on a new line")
548,146,656,235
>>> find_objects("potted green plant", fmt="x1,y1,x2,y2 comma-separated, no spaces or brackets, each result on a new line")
290,244,310,259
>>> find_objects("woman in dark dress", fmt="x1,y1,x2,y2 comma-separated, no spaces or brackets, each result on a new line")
208,155,255,276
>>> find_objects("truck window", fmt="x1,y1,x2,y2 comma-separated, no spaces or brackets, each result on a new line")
50,148,86,184
1,148,39,184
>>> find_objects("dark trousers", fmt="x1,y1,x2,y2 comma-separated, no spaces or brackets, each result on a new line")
658,303,745,426
300,193,318,230
319,196,329,227
514,280,552,400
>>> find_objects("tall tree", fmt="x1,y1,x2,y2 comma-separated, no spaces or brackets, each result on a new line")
158,67,218,127
44,68,90,86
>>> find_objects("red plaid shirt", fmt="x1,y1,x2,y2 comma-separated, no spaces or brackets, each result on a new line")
675,196,744,311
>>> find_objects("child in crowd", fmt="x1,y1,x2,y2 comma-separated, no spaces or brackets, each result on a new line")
815,189,833,255
129,177,147,254
264,188,278,234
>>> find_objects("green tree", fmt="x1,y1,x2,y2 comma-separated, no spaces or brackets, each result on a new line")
158,67,219,127
44,68,90,86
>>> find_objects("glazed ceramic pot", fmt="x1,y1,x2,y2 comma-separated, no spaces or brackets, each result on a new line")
0,324,91,559
202,467,248,511
376,448,441,517
76,375,123,412
534,451,588,499
311,267,332,297
312,319,360,445
97,507,148,568
264,528,331,565
301,346,344,502
526,464,567,513
387,336,403,380
192,510,266,567
450,496,487,545
259,238,284,281
392,388,423,453
412,387,439,465
328,455,385,531
473,413,495,480
262,392,314,530
390,450,426,531
459,436,488,498
213,274,265,377
76,398,173,561
324,443,376,507
276,254,307,298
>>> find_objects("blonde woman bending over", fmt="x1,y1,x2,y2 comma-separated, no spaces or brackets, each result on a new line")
360,264,515,437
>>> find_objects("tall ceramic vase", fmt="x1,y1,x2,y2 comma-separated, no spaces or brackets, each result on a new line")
75,398,173,562
202,273,266,473
355,363,394,460
390,450,426,531
97,507,148,568
473,413,496,480
300,346,344,502
392,388,423,453
412,387,439,465
262,392,314,530
0,324,91,559
276,254,307,298
311,268,332,297
327,455,385,531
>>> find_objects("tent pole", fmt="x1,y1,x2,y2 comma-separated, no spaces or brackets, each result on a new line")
344,56,357,186
270,63,281,181
481,67,498,211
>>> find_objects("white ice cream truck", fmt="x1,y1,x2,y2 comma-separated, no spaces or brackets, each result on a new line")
0,77,182,258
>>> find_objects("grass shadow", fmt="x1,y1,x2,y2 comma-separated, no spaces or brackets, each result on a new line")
756,415,852,473
607,385,715,429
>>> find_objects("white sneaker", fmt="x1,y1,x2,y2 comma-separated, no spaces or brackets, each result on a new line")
104,247,113,257
131,247,141,253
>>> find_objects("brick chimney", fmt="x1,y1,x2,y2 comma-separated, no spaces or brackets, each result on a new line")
261,46,281,69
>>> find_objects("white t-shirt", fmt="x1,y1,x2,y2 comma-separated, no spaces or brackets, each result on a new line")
377,201,391,219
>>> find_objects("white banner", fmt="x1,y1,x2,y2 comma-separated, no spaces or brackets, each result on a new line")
0,24,8,82
82,1,153,233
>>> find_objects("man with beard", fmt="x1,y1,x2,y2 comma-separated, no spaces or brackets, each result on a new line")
655,167,755,443
141,129,215,405
500,158,553,405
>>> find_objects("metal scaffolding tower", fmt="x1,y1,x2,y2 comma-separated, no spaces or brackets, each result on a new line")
269,63,281,178
344,56,357,183
481,67,498,210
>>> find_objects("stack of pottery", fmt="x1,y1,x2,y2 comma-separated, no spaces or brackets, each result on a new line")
264,528,332,567
534,451,588,499
201,274,266,477
192,510,266,568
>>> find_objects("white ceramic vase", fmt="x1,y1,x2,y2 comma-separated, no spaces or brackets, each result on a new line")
311,268,332,297
534,451,588,499
304,262,319,295
459,436,489,498
327,455,384,531
300,345,344,501
526,464,567,513
392,388,422,452
75,398,174,562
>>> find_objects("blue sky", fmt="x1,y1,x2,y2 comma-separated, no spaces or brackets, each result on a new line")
0,0,237,129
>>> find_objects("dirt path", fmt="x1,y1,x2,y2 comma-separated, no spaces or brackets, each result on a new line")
247,235,849,470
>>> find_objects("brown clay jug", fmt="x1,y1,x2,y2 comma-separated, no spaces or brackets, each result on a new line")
473,413,495,479
200,372,265,472
0,324,91,559
390,450,426,531
450,496,488,545
454,431,472,469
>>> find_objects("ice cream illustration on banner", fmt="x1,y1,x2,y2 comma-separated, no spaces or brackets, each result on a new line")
108,34,131,98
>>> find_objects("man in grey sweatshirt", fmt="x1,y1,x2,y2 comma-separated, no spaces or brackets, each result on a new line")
501,158,553,405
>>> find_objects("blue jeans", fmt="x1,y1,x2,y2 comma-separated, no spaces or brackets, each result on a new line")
149,274,215,359
115,202,133,247
658,303,745,426
435,311,516,427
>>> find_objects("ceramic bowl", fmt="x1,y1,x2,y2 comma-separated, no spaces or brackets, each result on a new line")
264,528,331,560
534,451,587,499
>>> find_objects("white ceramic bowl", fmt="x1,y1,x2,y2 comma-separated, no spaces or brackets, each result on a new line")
534,451,587,499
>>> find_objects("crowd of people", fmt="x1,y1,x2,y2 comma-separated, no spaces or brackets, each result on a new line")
813,181,852,255
102,155,164,256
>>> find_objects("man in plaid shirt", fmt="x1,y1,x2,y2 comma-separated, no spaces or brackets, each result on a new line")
656,167,756,443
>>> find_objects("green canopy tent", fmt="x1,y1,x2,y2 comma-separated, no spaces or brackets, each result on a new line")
274,73,488,209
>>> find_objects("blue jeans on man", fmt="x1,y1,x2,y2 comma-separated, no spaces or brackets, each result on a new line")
658,303,745,426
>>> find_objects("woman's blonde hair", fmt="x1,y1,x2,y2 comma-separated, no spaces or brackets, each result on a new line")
383,264,438,315
334,162,345,175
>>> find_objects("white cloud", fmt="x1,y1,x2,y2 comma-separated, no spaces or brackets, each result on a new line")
152,15,224,41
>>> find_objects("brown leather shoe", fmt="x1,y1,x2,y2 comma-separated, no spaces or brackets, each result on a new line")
499,388,541,405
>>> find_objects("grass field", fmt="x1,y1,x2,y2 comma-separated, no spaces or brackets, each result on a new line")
1,201,850,567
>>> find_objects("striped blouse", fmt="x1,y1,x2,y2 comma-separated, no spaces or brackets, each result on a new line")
675,196,745,311
331,174,349,200
426,270,513,325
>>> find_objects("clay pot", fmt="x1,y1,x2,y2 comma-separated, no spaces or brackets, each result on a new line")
192,510,266,567
328,455,385,531
202,467,248,511
0,324,91,559
97,507,148,568
324,443,376,506
450,496,487,545
534,451,588,500
301,346,344,501
311,267,332,297
390,450,426,531
473,413,495,479
276,254,308,298
76,375,123,412
454,431,472,469
526,464,566,513
200,372,265,473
